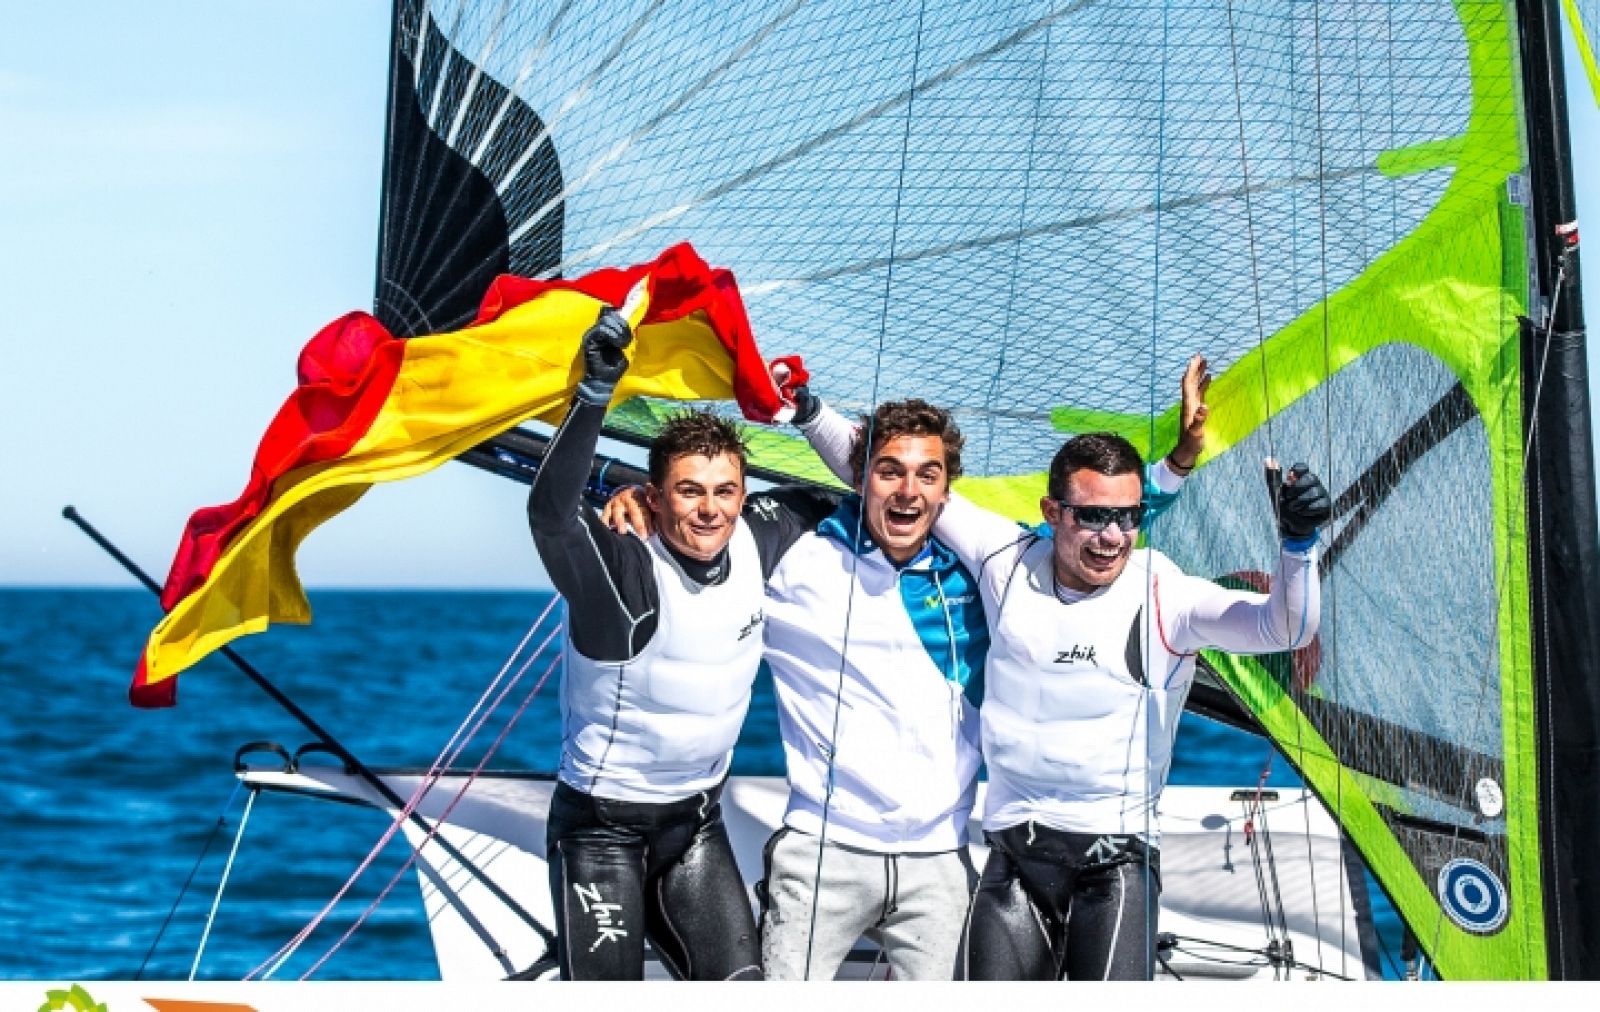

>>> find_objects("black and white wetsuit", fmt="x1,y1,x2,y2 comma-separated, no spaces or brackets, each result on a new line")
528,395,833,980
933,493,1321,980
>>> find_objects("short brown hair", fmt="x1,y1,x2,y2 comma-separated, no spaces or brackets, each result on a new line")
648,410,749,485
1047,432,1144,500
848,399,964,483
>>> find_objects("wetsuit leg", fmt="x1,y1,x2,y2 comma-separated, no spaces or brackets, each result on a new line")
872,848,976,980
760,829,882,979
1063,849,1162,981
547,785,649,980
647,799,762,980
960,841,1063,980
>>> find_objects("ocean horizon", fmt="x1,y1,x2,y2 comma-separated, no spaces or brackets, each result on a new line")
0,587,1391,981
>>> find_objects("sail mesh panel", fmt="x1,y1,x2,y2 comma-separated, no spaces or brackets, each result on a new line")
388,0,1534,975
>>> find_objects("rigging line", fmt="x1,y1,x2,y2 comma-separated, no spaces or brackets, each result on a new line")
802,0,928,981
1322,0,1381,978
1312,0,1337,979
299,647,566,980
60,505,553,947
1138,0,1175,972
1421,256,1573,971
428,595,562,777
250,605,564,980
60,505,551,944
1255,781,1297,965
1218,14,1299,951
134,781,243,980
979,19,1050,473
263,611,563,979
1240,790,1283,960
1168,935,1358,980
554,0,1106,277
190,787,258,981
1224,0,1278,453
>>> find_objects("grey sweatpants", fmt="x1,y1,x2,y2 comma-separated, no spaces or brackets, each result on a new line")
759,827,977,980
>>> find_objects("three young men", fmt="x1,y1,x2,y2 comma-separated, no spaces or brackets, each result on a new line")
531,307,1330,979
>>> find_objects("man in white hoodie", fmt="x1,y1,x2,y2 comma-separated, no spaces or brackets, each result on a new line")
754,398,988,980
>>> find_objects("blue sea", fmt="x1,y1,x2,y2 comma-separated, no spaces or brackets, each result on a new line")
0,588,1398,981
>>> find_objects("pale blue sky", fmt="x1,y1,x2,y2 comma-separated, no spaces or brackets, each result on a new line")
2,4,1597,589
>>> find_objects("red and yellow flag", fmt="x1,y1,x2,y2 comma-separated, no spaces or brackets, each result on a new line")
133,243,797,707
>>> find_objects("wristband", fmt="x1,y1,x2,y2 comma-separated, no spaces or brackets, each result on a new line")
575,379,616,406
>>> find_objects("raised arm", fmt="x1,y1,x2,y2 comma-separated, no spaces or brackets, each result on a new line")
528,309,657,661
1164,463,1331,655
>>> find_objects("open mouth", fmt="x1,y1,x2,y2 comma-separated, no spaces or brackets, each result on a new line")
882,504,924,534
1083,543,1126,570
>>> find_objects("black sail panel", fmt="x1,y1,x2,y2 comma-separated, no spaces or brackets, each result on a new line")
375,1,564,337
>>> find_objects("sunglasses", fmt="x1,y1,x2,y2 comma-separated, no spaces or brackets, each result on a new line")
1054,502,1145,533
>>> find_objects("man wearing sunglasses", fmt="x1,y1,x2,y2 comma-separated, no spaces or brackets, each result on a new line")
797,378,1328,981
750,361,1204,978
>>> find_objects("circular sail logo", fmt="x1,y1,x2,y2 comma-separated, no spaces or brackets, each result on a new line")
1437,858,1509,934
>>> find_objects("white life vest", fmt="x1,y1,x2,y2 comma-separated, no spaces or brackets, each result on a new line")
559,521,767,803
981,542,1193,841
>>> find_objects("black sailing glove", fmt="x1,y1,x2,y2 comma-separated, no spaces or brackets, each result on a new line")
789,384,822,427
574,307,633,406
1274,462,1332,550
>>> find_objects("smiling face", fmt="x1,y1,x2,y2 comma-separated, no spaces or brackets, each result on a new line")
1040,468,1145,592
859,434,950,563
645,451,747,561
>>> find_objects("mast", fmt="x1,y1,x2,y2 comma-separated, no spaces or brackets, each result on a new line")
1515,0,1599,980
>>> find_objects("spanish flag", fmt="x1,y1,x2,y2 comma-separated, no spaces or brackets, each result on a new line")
133,243,798,708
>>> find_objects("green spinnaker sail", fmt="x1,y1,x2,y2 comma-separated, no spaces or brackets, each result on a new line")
375,0,1594,978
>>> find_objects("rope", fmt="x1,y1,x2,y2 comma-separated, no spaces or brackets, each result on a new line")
1166,933,1357,980
190,787,258,981
800,0,929,981
135,781,243,980
1134,0,1175,976
247,597,562,980
1307,0,1341,976
1240,775,1289,978
298,647,565,979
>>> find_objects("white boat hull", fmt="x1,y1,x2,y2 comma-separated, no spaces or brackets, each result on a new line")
240,767,1380,980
